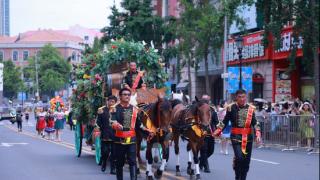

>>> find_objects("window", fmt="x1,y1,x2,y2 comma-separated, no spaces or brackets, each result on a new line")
23,51,29,61
84,36,89,41
12,50,18,61
72,51,76,61
0,51,4,61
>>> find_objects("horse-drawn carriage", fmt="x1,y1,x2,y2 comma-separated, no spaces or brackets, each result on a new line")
71,40,168,165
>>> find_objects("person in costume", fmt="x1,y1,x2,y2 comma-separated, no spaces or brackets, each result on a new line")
123,62,144,91
199,94,219,173
45,110,55,140
214,89,261,180
110,88,154,180
36,108,47,137
54,107,65,141
97,95,118,174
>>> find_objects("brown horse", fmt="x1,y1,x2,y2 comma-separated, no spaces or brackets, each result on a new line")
171,97,212,180
139,96,173,180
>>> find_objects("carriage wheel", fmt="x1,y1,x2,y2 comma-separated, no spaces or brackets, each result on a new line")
75,122,83,157
95,135,101,165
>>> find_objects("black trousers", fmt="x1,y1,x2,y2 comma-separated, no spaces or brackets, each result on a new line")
114,143,137,168
17,121,22,130
231,140,253,180
200,136,215,164
101,140,115,166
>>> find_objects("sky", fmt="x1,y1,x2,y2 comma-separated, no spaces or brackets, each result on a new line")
10,0,122,36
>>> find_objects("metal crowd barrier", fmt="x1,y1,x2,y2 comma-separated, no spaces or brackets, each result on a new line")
256,114,319,154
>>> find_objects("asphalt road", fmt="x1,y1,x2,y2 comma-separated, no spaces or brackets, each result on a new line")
0,116,319,180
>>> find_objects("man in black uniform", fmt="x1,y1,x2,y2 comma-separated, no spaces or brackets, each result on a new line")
199,94,219,173
123,62,144,90
110,88,154,180
214,89,261,180
97,95,117,174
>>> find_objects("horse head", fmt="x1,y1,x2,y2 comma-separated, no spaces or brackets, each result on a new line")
152,97,172,132
192,98,211,128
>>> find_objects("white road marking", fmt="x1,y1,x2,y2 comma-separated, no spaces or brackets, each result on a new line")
252,158,280,165
0,142,28,147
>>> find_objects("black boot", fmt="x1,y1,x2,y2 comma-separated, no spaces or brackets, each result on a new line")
129,166,137,180
204,159,211,173
240,172,247,180
110,161,116,175
116,167,123,180
199,157,204,170
235,170,241,180
101,160,106,172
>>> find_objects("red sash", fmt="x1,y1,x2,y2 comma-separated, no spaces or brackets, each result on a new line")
132,72,143,90
241,106,254,155
115,107,138,138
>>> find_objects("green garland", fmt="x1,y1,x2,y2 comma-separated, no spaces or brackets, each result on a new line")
71,40,167,124
94,40,167,88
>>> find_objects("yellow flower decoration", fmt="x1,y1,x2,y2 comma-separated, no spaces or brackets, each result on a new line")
83,74,91,79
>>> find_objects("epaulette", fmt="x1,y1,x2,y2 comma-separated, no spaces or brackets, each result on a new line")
97,106,106,114
227,103,235,112
248,104,256,110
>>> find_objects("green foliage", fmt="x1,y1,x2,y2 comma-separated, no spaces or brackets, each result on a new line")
71,40,166,123
256,0,319,71
25,44,71,97
95,40,167,88
101,5,125,44
3,60,25,99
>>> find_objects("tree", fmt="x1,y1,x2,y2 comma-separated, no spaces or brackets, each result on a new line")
257,0,319,113
101,5,125,43
25,44,71,97
3,60,25,99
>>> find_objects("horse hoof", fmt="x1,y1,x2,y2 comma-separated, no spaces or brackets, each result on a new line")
196,174,201,180
187,168,194,176
176,171,181,176
154,169,163,179
147,175,154,180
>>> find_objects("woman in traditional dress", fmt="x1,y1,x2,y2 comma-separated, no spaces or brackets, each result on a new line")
54,107,65,141
36,108,47,138
45,110,55,140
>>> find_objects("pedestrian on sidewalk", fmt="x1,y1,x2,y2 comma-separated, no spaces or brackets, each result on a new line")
24,111,29,124
68,110,74,131
218,101,231,155
16,110,23,132
214,89,261,180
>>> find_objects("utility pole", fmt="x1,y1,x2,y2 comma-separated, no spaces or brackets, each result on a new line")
223,15,228,101
35,54,39,102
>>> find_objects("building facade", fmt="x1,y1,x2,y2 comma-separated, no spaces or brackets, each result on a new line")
0,0,10,36
0,29,84,67
225,27,316,103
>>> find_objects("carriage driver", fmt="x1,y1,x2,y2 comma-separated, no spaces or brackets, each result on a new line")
110,88,155,180
123,62,144,91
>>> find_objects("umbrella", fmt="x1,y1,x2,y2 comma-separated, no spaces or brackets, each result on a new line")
254,98,267,103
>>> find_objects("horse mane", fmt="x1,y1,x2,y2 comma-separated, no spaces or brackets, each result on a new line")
150,98,171,127
188,99,208,116
170,99,183,109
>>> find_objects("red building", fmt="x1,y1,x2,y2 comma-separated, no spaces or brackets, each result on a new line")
225,26,316,103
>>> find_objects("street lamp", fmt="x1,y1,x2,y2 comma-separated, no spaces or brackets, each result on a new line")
235,36,244,90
